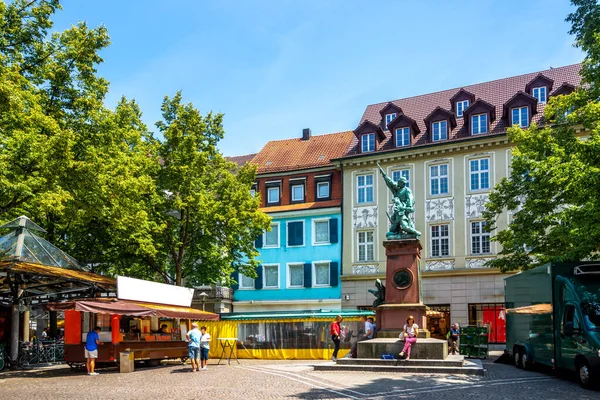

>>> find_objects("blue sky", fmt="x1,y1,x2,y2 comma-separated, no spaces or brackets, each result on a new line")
52,0,583,157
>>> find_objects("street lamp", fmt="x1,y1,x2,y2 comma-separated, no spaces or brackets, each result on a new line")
199,292,208,311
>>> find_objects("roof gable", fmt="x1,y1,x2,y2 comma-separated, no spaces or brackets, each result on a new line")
503,91,538,118
379,102,403,117
423,106,457,129
387,114,421,135
525,73,554,93
354,120,386,141
550,82,576,97
463,99,497,122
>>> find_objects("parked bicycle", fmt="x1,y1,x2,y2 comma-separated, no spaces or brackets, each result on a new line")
0,342,39,371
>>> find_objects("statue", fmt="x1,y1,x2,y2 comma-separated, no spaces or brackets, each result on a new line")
368,278,386,308
377,163,421,239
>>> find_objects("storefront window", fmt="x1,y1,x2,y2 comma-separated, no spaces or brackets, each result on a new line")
468,303,506,343
427,304,450,340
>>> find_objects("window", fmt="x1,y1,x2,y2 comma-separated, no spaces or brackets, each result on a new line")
395,127,410,147
432,120,448,141
357,174,374,204
250,189,256,197
532,86,547,103
291,183,304,202
313,262,330,286
456,100,469,117
430,224,450,257
361,133,376,152
264,223,279,248
471,114,488,135
287,221,304,247
471,221,491,255
358,231,374,261
317,181,330,199
430,164,449,195
240,273,254,289
287,264,304,288
392,169,410,188
263,265,279,288
469,158,490,191
267,186,280,204
511,106,529,128
314,220,330,244
385,113,397,128
468,304,506,343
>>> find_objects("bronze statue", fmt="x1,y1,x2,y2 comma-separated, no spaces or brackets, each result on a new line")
377,162,421,239
368,278,386,307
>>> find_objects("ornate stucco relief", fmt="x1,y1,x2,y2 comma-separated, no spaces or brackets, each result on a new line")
425,260,455,271
466,258,494,269
465,193,489,219
352,265,379,275
425,197,454,221
353,206,378,228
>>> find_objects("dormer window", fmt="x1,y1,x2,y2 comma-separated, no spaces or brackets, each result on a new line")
532,87,547,103
432,121,448,141
361,133,376,152
471,114,488,134
395,127,410,147
456,100,469,117
512,106,529,128
385,113,396,128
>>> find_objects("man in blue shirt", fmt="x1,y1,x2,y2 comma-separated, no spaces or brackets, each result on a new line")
85,326,103,375
448,323,460,355
186,323,201,371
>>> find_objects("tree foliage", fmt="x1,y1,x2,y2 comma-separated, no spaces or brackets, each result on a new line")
484,0,600,272
0,1,268,286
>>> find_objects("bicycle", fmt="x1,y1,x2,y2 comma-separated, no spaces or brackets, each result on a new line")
0,342,38,371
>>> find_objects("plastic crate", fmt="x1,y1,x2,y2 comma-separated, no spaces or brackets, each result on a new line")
381,354,394,360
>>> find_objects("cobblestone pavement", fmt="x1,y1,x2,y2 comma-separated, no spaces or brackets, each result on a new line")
0,357,597,399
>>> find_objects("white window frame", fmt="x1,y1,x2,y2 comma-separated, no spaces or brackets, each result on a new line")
291,183,304,202
356,173,374,204
286,263,305,289
511,106,529,128
432,120,448,141
263,264,280,289
361,133,376,152
239,273,255,289
316,181,330,199
470,221,491,255
392,169,410,188
267,186,280,204
385,113,397,128
312,261,331,287
469,158,490,191
430,224,450,258
532,86,547,103
456,100,469,117
395,127,410,147
250,189,256,197
263,222,280,248
285,220,305,248
429,163,449,196
471,113,488,135
312,218,331,246
357,230,375,262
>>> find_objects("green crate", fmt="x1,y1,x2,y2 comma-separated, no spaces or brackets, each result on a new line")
461,326,478,335
460,335,474,345
459,344,472,355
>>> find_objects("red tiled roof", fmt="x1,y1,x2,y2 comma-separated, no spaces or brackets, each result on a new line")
347,63,582,156
259,199,341,213
252,131,355,174
226,153,257,167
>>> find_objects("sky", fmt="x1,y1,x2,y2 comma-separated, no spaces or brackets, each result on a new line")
51,0,584,157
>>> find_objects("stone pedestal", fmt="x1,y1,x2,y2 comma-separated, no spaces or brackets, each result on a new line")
376,239,428,335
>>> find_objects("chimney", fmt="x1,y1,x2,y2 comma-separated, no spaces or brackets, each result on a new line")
302,128,311,141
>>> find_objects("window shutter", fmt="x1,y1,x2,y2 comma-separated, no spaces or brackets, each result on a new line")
254,265,263,289
329,218,338,244
304,263,312,288
230,271,239,290
330,262,339,287
288,222,303,246
255,234,263,249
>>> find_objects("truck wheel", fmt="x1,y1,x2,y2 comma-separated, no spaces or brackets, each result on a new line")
513,348,523,369
521,350,532,370
577,360,594,389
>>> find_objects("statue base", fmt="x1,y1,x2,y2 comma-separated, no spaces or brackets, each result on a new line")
376,304,428,335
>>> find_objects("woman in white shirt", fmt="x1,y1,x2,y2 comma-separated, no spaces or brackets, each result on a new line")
399,315,418,360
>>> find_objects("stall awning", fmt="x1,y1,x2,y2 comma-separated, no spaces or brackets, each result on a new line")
220,309,375,321
506,304,552,315
46,298,219,320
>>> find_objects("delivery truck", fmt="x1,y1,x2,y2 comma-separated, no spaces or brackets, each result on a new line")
505,262,600,388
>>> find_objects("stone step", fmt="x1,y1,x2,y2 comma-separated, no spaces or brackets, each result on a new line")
313,360,484,376
336,357,464,367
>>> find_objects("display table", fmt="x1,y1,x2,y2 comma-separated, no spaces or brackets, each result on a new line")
216,338,240,365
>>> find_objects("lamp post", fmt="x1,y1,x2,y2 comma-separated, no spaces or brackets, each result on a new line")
199,292,208,311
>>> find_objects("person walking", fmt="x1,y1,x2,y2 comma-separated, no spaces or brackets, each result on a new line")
448,323,460,355
85,326,103,375
199,326,211,370
398,316,419,360
330,315,343,361
186,322,201,372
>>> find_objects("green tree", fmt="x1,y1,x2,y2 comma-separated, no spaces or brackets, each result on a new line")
484,0,600,272
146,92,270,286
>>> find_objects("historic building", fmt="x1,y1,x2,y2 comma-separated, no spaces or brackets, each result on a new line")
230,129,354,313
335,64,581,342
